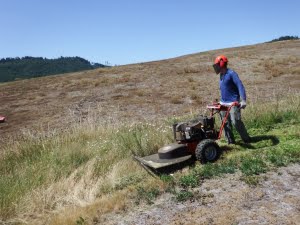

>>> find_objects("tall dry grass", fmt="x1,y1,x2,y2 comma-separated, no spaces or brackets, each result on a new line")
0,94,299,224
0,109,173,224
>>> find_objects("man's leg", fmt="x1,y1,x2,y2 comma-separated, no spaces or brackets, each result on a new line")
230,106,251,143
220,111,235,144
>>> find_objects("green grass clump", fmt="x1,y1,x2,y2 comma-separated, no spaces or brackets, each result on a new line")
240,175,261,186
115,174,144,190
192,158,237,180
135,186,160,205
239,156,268,176
160,174,175,183
179,174,199,188
174,190,194,202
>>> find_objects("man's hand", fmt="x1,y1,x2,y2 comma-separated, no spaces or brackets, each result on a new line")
240,100,247,109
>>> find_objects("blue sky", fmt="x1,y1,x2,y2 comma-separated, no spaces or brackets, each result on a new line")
1,0,299,65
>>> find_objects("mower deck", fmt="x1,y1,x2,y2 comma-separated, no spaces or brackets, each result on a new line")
134,153,192,170
133,143,193,175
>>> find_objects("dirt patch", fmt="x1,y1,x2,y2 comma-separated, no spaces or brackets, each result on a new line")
100,164,300,225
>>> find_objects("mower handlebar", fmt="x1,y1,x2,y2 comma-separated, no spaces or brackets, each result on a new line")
206,101,240,111
206,101,240,140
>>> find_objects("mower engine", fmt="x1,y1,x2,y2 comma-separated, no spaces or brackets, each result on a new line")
173,116,217,143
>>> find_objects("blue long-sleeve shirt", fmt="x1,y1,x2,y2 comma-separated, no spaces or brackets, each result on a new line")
219,69,246,103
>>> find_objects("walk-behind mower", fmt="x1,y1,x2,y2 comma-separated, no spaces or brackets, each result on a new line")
134,102,239,174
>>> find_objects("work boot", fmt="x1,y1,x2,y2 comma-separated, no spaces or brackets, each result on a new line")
243,137,252,144
227,136,236,144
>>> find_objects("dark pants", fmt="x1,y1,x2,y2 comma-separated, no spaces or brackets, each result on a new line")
220,106,250,143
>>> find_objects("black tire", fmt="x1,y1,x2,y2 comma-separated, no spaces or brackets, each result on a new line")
195,139,221,163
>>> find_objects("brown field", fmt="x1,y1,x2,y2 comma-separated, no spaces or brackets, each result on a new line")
0,40,300,142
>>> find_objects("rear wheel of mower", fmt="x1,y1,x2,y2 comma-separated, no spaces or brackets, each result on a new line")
195,139,221,163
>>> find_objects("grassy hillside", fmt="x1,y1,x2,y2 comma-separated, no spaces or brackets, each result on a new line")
0,40,299,224
0,94,299,224
0,40,299,140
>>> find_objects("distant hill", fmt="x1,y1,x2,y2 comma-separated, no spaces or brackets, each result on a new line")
268,35,299,43
0,56,107,82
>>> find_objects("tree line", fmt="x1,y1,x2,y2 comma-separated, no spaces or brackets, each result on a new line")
0,56,107,82
268,35,299,43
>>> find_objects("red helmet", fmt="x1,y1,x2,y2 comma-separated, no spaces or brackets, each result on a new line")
214,55,228,68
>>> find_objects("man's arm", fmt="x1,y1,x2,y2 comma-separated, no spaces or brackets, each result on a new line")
231,71,246,101
231,71,247,108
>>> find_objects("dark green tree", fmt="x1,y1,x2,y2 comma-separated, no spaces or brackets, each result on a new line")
0,56,108,82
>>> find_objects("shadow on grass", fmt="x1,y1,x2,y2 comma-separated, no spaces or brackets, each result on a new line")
237,135,280,149
220,145,234,152
157,158,196,175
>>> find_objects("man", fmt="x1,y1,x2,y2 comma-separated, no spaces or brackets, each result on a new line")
213,55,251,144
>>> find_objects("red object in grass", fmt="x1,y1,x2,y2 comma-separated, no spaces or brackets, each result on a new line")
0,115,6,123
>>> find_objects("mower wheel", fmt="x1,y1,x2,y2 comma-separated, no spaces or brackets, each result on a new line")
195,139,221,163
